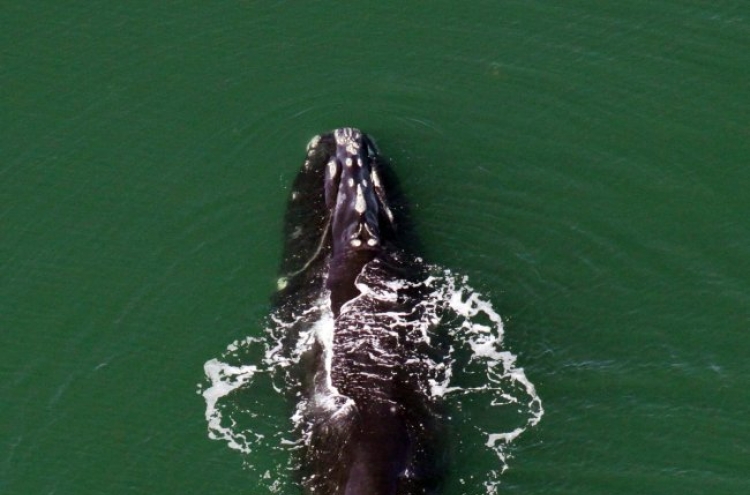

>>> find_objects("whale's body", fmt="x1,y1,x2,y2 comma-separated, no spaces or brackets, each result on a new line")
199,128,544,495
274,129,440,495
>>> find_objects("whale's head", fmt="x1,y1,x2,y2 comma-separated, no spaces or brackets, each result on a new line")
276,128,396,314
319,128,395,313
323,128,394,260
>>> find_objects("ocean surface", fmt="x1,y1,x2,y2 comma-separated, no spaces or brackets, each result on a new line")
2,2,749,494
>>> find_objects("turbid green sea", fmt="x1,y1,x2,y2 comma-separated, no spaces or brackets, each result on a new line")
2,2,749,494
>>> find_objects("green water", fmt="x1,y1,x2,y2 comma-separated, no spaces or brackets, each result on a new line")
3,2,749,494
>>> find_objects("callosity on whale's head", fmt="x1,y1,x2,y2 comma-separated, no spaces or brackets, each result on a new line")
276,128,396,314
324,127,394,259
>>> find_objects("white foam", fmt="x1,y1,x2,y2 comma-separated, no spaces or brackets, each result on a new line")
198,261,543,493
419,267,545,489
201,358,258,454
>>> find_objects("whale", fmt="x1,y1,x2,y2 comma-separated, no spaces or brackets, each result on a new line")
273,128,442,495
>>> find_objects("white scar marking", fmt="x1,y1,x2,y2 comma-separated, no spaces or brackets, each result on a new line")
334,128,361,156
371,169,382,188
328,159,337,179
291,191,299,200
306,135,321,152
350,239,362,247
335,128,359,146
350,223,364,239
361,179,368,188
363,222,377,239
348,178,354,188
367,238,378,246
354,185,366,214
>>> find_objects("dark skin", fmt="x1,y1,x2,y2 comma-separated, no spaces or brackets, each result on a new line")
326,248,378,317
285,129,439,495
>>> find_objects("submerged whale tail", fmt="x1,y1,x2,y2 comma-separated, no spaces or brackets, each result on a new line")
302,400,408,495
343,407,408,495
